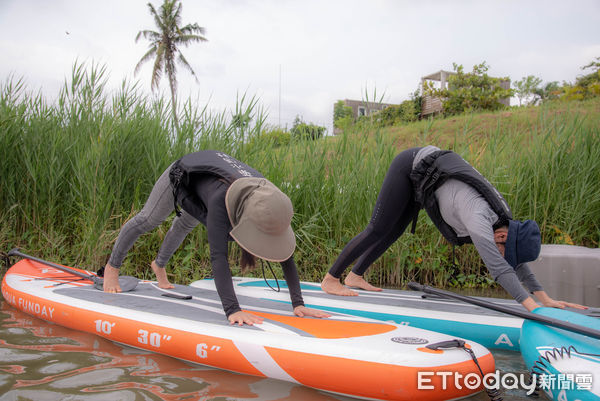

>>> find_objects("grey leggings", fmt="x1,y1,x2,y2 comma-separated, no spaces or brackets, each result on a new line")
108,164,200,269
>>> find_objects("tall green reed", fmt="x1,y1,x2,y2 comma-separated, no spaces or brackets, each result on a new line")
1,63,598,289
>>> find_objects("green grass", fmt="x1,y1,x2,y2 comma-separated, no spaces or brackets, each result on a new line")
1,63,599,290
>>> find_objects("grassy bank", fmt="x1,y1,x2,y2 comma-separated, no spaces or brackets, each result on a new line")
1,65,599,289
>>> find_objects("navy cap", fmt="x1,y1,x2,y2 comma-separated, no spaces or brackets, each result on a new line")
504,220,541,268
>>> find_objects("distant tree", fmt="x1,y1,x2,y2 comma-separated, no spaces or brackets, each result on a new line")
248,127,291,150
333,100,353,130
560,56,600,101
578,56,600,85
582,56,600,70
561,83,586,101
533,81,561,103
291,115,326,140
409,88,422,118
575,56,600,97
513,75,543,106
135,0,207,125
374,100,418,127
427,62,513,115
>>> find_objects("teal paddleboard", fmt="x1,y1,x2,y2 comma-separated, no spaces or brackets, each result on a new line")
191,277,578,351
520,308,600,401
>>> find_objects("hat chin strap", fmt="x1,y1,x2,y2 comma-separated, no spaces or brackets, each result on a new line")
261,260,281,292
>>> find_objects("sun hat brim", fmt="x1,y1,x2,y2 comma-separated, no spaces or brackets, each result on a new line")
230,217,296,262
225,177,296,262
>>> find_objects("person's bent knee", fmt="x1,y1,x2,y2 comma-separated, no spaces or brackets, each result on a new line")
364,222,389,239
172,214,199,232
129,213,163,232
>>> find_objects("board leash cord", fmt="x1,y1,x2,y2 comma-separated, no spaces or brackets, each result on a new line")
426,339,503,401
531,345,600,377
530,345,600,397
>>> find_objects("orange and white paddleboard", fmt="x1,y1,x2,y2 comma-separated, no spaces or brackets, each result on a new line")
2,258,495,401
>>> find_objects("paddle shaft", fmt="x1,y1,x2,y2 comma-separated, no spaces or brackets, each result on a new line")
408,282,600,340
8,248,100,284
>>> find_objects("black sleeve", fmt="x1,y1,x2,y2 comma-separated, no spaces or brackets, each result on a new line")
205,185,241,317
280,257,305,309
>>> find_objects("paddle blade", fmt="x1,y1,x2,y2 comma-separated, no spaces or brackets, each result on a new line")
92,276,139,292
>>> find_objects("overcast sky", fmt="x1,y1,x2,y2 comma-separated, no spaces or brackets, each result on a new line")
1,0,599,133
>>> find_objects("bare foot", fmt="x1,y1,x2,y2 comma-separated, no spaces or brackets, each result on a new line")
321,273,358,296
344,271,382,292
152,260,174,289
103,264,122,293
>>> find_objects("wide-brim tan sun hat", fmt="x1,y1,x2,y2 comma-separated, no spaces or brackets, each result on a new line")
225,177,296,262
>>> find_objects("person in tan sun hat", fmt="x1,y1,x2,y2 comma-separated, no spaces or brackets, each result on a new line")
103,150,330,325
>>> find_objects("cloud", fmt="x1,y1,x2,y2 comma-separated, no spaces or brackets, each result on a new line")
1,0,599,131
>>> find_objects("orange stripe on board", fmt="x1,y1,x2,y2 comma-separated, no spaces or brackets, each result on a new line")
266,347,495,401
246,310,396,339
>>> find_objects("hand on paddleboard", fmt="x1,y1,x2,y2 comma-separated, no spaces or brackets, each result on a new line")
543,298,588,310
294,306,331,318
228,311,263,326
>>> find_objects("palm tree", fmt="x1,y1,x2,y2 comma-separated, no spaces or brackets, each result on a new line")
135,0,207,125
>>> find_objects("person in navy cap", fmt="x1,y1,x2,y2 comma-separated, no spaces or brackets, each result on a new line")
322,146,587,312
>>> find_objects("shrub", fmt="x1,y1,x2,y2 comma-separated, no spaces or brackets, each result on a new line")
333,100,353,129
561,56,600,101
427,62,513,115
248,127,291,149
291,116,326,140
374,99,419,126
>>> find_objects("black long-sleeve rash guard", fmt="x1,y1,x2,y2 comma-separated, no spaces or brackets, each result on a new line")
191,175,305,317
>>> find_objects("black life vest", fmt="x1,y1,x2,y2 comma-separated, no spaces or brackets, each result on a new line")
169,150,263,221
410,150,512,245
